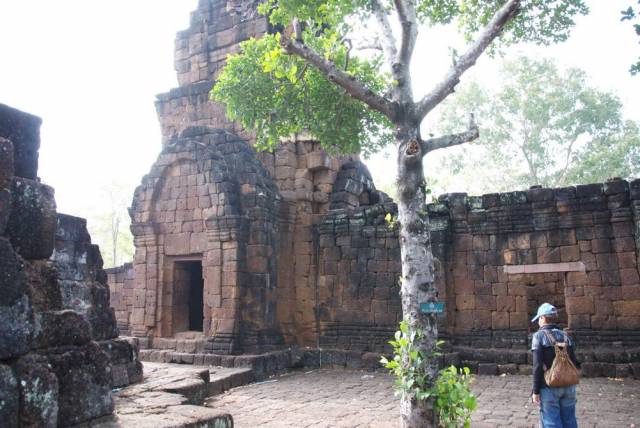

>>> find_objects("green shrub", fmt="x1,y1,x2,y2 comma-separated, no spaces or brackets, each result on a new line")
380,320,477,427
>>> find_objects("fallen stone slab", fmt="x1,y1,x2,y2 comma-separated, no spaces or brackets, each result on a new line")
137,347,290,380
81,390,233,428
81,363,241,428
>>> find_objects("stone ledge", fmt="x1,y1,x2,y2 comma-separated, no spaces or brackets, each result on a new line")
138,345,640,380
84,363,242,428
138,348,290,381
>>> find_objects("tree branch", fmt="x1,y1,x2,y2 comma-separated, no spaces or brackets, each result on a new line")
281,36,398,121
415,0,520,120
292,18,303,42
556,137,577,185
371,0,398,68
394,0,417,67
392,0,417,103
421,113,479,154
354,40,384,52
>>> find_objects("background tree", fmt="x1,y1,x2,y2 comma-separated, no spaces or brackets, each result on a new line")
622,1,640,75
428,56,633,194
86,182,134,268
564,120,640,183
211,1,587,426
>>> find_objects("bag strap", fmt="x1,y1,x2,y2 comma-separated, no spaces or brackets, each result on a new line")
541,329,557,346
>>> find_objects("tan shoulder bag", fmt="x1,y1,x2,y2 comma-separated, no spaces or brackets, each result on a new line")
542,329,580,387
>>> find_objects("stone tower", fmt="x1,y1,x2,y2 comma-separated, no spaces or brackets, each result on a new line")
115,0,377,354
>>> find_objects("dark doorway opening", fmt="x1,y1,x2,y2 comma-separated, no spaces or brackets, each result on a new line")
187,262,204,331
174,260,204,333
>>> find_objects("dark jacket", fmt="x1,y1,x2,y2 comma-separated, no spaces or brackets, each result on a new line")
531,324,580,394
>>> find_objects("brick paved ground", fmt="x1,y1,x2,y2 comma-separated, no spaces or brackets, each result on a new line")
206,369,639,427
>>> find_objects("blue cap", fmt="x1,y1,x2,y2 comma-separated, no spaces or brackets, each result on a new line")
531,303,557,322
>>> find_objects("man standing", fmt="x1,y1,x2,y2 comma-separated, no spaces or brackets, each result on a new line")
531,303,580,428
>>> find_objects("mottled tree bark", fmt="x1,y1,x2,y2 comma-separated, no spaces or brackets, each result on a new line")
396,124,439,428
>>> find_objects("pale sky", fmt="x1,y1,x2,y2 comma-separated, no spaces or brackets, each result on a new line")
0,0,638,222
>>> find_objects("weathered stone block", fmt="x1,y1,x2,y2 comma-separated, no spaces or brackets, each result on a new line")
491,312,509,330
617,316,640,329
578,240,591,252
631,362,640,379
566,271,587,287
0,103,41,179
580,362,602,377
25,260,61,312
0,238,33,359
0,137,14,190
502,250,516,264
508,233,530,250
453,234,472,251
307,151,331,171
547,230,576,246
47,343,114,426
13,353,58,428
477,363,498,375
591,238,611,253
33,310,91,349
6,178,56,260
474,310,492,329
620,268,640,286
496,295,515,312
473,235,490,251
613,237,636,252
498,363,518,375
455,310,474,330
613,300,640,317
596,253,618,270
507,283,527,297
454,278,474,294
0,364,19,428
492,282,507,296
0,189,10,236
476,295,496,311
509,312,528,329
537,247,560,264
566,296,594,315
165,232,191,255
560,245,580,262
568,314,591,329
601,269,621,286
455,294,474,311
53,217,119,341
621,286,640,300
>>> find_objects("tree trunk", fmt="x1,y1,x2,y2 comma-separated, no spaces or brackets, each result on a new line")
396,125,439,428
112,215,120,267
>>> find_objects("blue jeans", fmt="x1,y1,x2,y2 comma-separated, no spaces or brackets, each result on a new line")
539,385,578,428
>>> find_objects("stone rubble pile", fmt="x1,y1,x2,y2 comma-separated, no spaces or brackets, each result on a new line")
0,102,141,426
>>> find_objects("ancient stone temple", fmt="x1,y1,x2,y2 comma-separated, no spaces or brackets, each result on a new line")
108,0,640,376
107,0,369,354
0,102,141,427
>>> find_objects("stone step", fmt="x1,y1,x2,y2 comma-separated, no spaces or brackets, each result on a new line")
454,345,640,365
138,348,291,380
85,362,251,428
134,362,253,403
